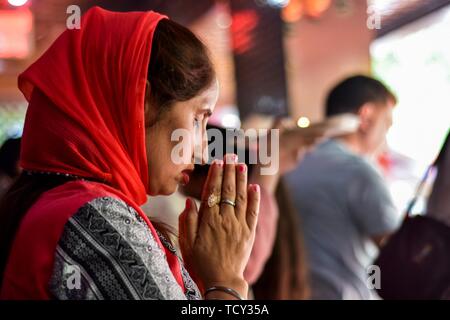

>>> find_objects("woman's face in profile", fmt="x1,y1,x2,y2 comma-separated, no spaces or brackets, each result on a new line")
145,79,219,196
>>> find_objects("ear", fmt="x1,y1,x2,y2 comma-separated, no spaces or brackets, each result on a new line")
358,102,376,133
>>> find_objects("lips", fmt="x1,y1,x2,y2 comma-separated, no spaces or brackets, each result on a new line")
181,170,192,185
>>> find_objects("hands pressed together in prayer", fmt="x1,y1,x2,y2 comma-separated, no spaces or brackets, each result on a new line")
178,154,260,300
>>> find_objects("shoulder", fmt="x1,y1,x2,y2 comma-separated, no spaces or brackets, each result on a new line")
49,195,188,300
300,140,379,180
21,180,119,228
15,181,123,251
348,156,385,186
2,181,121,299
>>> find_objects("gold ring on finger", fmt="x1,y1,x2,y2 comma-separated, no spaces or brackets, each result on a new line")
207,193,221,208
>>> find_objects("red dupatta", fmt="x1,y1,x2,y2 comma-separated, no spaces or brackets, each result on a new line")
1,7,186,298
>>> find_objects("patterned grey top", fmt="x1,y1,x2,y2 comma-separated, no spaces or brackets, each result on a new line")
48,196,201,300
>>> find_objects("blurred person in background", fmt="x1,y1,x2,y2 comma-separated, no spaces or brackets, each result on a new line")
0,138,22,199
252,180,310,300
287,75,402,300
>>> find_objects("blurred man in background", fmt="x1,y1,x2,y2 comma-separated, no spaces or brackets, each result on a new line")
287,75,401,300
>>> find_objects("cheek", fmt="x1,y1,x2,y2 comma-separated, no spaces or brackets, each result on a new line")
146,126,176,174
145,128,182,195
377,119,389,136
174,122,199,162
146,107,197,174
370,122,388,146
145,135,161,179
160,120,195,172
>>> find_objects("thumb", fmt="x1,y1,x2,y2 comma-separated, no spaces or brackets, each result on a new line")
179,197,199,250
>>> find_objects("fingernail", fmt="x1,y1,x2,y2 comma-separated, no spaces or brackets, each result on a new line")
186,198,191,210
252,184,260,193
225,154,238,164
239,164,246,173
214,159,224,167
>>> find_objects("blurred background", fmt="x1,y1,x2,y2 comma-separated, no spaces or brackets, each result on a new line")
0,0,449,213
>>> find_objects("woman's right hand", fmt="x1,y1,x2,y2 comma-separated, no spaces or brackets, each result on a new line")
178,154,261,299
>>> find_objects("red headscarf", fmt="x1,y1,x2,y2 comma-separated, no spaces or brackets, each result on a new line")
19,6,164,205
1,7,188,299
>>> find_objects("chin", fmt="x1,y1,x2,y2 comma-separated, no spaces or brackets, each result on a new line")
158,182,179,196
147,176,179,196
160,188,177,196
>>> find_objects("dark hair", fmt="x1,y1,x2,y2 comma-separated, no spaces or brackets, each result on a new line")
147,19,215,116
325,75,397,117
0,19,215,285
0,138,21,178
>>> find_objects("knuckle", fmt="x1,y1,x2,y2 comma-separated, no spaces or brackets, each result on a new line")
248,206,258,217
236,192,246,204
222,184,234,196
208,185,220,196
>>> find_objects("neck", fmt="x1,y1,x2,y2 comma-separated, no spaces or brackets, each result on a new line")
335,134,368,156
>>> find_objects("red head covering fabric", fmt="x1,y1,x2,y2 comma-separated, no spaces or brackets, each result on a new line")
19,6,165,205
